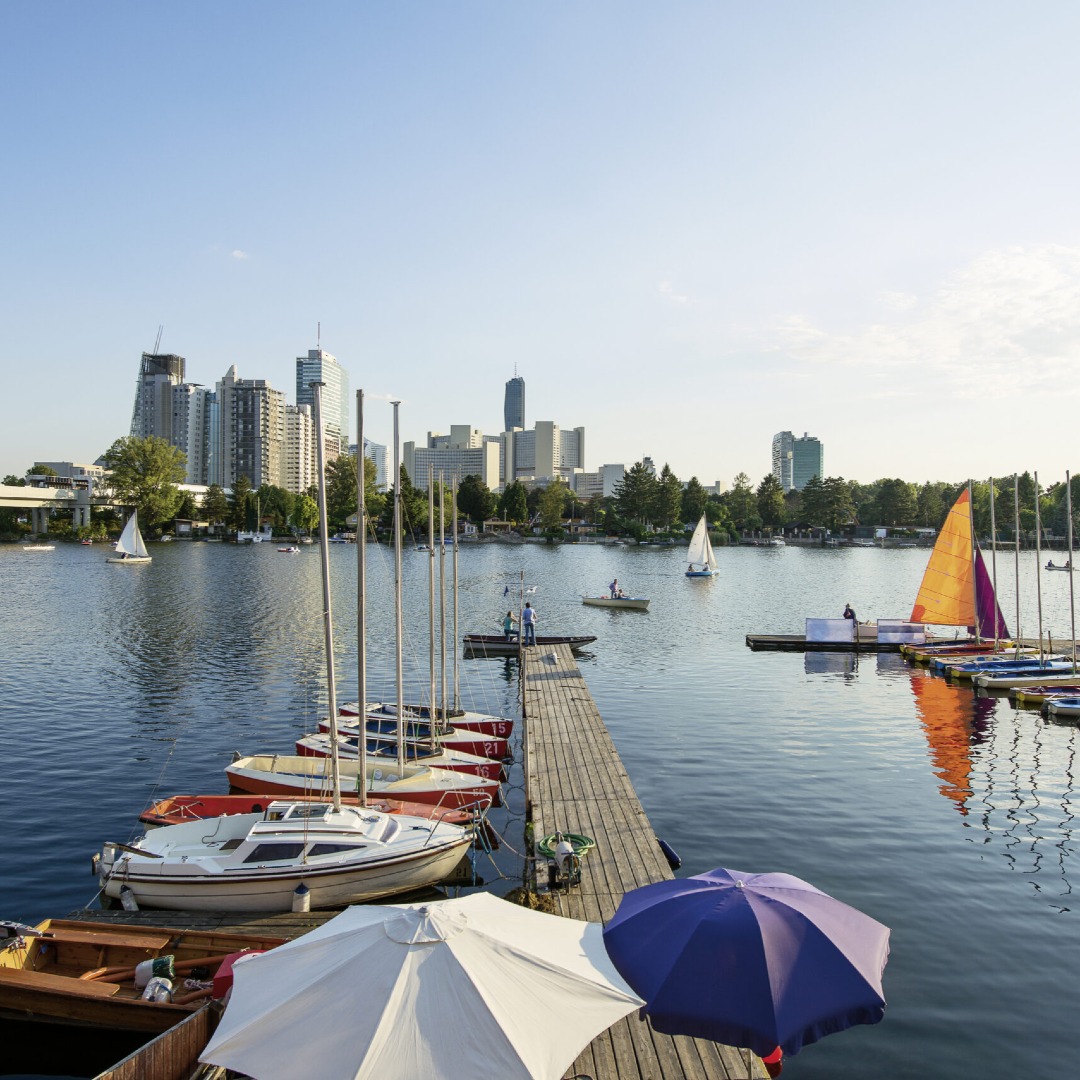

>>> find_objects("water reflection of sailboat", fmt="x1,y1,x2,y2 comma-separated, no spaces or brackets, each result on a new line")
910,671,994,815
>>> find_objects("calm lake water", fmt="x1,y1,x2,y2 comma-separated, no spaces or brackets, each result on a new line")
2,538,1078,1079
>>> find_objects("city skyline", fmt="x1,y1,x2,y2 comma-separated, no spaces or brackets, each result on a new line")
4,5,1080,487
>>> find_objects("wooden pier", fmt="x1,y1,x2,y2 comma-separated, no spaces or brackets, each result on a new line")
524,644,766,1079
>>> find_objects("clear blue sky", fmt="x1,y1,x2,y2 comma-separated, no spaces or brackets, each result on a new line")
4,2,1080,488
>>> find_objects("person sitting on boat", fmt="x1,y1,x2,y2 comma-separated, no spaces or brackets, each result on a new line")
1047,560,1056,570
609,578,619,598
843,603,857,623
522,602,537,646
503,610,518,641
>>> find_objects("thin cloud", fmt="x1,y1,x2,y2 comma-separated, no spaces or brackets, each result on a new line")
230,249,250,260
658,280,690,305
776,244,1080,399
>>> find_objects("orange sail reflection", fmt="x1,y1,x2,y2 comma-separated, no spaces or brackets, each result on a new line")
910,672,993,815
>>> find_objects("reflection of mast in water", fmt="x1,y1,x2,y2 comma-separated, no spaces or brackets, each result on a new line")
910,670,993,814
970,699,1075,910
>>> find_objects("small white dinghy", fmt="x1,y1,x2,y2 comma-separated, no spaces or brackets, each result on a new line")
106,512,151,564
582,595,650,611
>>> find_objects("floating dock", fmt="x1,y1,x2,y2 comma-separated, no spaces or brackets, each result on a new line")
746,633,906,652
523,643,766,1079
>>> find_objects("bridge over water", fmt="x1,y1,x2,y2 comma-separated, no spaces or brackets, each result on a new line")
0,483,124,532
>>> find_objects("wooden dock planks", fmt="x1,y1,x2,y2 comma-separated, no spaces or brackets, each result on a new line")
523,644,766,1079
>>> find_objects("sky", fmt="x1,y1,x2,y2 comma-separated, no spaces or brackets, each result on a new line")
4,1,1080,488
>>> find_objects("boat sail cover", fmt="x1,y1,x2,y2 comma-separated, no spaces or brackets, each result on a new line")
116,511,150,558
686,516,718,572
909,489,1009,638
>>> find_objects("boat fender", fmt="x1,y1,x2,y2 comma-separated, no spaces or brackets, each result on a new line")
141,976,174,1003
135,956,176,988
119,885,139,911
658,838,682,870
292,883,311,913
90,852,100,878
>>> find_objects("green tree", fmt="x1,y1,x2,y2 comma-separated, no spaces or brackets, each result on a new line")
458,474,496,524
538,479,568,536
292,494,319,534
499,480,528,525
28,463,57,477
916,483,947,530
614,462,658,526
756,474,786,532
681,477,708,525
175,490,199,521
874,478,918,526
652,464,683,530
103,436,186,530
202,484,230,526
379,466,428,535
231,475,254,530
724,473,760,531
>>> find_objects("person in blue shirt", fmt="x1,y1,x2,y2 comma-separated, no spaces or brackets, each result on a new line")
522,602,537,646
502,611,518,641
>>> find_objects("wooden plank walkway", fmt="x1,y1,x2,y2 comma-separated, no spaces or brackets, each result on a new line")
523,644,767,1080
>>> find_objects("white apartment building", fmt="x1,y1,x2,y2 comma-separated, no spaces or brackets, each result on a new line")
284,404,317,494
502,421,585,487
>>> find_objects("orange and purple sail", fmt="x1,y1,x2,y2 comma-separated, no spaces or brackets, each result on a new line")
909,488,1009,639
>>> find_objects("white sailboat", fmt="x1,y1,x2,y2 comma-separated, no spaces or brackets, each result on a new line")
95,388,475,911
685,515,718,577
106,512,151,564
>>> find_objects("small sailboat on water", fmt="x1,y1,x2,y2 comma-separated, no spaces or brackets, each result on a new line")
685,515,718,577
106,512,151,564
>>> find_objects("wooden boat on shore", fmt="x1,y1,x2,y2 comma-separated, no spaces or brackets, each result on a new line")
582,595,650,611
463,633,597,656
0,918,283,1033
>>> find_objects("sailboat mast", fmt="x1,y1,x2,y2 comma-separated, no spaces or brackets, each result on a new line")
452,474,460,711
392,401,405,772
355,389,367,805
428,466,437,753
968,480,979,642
439,470,448,722
313,382,342,811
1068,471,1076,675
1014,476,1022,658
1034,471,1045,665
989,477,999,651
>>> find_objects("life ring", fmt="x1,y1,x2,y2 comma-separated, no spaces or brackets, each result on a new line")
537,832,595,859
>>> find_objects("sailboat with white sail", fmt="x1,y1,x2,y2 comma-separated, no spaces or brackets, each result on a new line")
106,512,151,564
685,515,718,577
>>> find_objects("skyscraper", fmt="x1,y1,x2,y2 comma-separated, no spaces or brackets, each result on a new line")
296,349,350,456
772,430,823,492
131,352,186,441
504,374,524,432
212,366,286,489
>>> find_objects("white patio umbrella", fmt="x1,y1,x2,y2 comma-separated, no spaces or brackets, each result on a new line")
200,892,643,1080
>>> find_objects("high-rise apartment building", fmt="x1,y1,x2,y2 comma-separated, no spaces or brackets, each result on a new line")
131,352,186,441
404,427,500,491
772,430,823,492
504,374,524,432
284,404,317,494
503,421,585,487
296,349,349,457
170,384,212,485
212,366,286,489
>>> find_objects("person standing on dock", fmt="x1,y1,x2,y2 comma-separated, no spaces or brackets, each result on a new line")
522,601,537,646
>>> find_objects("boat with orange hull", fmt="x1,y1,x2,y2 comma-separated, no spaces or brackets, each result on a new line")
295,734,506,781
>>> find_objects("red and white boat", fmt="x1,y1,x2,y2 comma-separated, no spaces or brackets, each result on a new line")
295,734,506,781
339,700,515,740
320,715,509,761
139,792,478,831
225,754,502,809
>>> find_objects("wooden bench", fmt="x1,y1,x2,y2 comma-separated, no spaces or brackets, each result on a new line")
37,926,173,950
0,966,121,996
